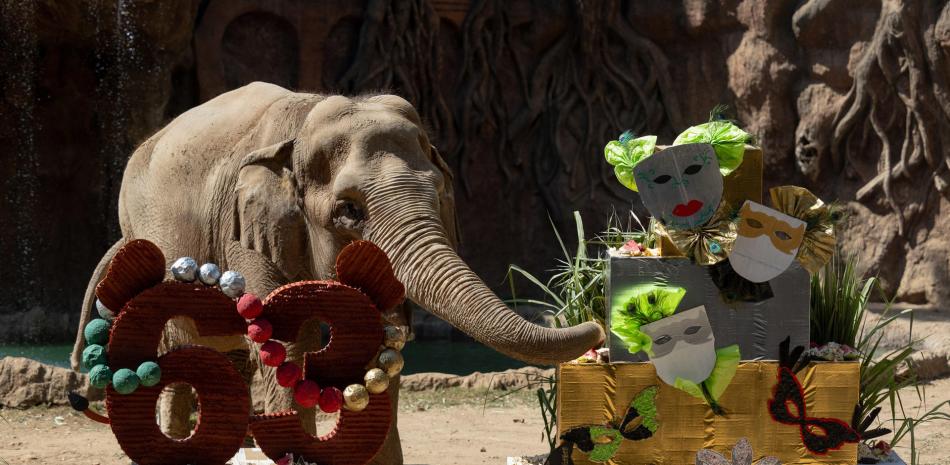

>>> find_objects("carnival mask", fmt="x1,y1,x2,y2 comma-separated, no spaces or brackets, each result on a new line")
640,305,716,386
729,201,806,283
633,143,723,229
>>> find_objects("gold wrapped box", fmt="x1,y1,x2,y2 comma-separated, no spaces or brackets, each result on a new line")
557,361,859,465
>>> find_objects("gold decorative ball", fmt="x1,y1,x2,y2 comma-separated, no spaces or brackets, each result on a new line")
364,368,390,394
383,326,406,351
343,384,370,411
377,348,404,377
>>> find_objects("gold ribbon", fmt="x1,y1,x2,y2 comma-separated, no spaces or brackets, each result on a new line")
769,186,836,274
659,200,737,265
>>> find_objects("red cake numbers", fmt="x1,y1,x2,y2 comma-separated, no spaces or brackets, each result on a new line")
106,283,251,465
248,281,392,464
95,240,403,465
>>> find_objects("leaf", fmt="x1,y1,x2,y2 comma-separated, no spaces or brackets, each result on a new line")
673,121,749,175
705,344,741,400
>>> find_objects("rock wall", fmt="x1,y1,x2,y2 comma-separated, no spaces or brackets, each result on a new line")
1,0,948,343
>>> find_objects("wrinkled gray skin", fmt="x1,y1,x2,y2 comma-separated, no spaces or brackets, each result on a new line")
70,82,603,464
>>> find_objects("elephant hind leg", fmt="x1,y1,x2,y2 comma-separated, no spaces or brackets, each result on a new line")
159,383,196,439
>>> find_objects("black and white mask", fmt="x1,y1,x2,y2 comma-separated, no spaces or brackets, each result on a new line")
640,305,717,386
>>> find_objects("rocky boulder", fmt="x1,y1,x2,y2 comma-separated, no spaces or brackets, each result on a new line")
0,357,101,408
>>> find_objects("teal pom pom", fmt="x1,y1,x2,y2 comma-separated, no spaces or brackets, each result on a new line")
136,361,162,387
84,318,111,345
88,364,113,389
112,368,140,395
81,344,108,370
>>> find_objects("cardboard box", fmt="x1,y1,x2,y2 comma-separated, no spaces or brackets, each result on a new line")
557,362,859,465
606,256,810,362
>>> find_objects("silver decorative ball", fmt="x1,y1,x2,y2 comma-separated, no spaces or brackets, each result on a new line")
95,299,115,321
219,270,246,298
364,368,390,394
382,326,406,351
198,263,222,285
171,257,198,282
343,384,370,411
377,348,404,377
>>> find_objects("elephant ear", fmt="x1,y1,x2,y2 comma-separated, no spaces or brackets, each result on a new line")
429,144,460,250
233,139,310,281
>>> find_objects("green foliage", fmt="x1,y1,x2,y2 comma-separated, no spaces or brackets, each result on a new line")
810,252,877,346
506,211,649,453
810,252,950,464
507,211,651,330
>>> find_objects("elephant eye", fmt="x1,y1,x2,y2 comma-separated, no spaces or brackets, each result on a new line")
332,199,366,231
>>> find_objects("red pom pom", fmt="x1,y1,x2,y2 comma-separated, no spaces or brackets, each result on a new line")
260,340,287,367
294,380,321,408
247,318,272,343
319,386,343,413
276,362,301,387
236,294,263,319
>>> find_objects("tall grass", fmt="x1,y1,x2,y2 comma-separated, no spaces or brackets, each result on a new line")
506,211,648,452
810,252,950,464
810,252,877,346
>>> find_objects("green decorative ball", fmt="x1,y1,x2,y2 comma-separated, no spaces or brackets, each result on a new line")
112,368,140,395
84,318,111,345
88,364,113,389
81,344,108,370
136,361,161,387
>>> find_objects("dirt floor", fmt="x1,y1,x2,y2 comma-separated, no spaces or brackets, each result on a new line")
1,380,947,465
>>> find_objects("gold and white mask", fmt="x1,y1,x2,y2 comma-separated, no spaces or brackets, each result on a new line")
729,201,806,283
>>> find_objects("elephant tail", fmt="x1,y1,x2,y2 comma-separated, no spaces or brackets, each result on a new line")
68,391,109,424
70,238,128,371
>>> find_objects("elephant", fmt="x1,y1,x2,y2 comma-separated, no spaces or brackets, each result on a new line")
70,81,604,464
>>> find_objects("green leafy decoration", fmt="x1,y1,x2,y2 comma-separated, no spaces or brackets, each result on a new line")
609,284,686,355
630,386,660,433
603,135,657,192
673,121,750,175
587,426,623,462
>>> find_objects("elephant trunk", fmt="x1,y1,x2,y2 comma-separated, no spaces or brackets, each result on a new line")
367,180,604,366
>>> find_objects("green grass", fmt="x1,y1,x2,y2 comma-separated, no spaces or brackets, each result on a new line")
810,252,950,464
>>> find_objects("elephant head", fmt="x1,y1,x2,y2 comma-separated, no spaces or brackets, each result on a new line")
233,92,603,364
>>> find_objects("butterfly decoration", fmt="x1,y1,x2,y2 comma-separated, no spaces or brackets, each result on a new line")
768,366,860,454
544,386,659,465
695,437,781,465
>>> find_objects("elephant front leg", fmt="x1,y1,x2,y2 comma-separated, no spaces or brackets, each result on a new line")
159,383,195,439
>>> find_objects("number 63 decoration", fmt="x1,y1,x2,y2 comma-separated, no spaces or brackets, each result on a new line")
75,239,405,465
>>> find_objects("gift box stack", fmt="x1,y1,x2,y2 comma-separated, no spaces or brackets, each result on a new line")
554,121,858,465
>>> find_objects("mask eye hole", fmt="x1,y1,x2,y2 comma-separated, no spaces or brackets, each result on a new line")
684,325,702,335
683,164,702,175
653,174,672,184
745,218,764,228
775,230,792,240
654,335,672,345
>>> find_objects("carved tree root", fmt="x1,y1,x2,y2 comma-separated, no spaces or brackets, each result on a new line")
338,0,452,143
831,0,950,235
515,0,681,211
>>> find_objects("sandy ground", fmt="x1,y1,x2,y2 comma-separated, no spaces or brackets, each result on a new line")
0,388,548,465
1,380,948,465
